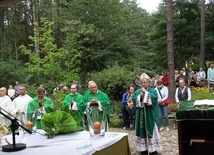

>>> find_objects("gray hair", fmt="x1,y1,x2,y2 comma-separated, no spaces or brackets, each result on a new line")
36,87,45,93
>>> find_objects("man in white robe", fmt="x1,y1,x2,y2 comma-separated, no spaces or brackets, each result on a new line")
0,87,13,127
12,85,33,125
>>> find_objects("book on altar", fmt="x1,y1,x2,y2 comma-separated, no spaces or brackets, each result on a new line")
193,99,214,107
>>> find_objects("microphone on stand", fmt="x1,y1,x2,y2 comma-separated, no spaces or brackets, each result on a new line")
0,107,32,152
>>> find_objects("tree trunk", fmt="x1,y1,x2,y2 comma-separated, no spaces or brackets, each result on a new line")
34,0,41,84
34,0,39,56
56,0,62,48
166,0,175,102
0,8,5,59
24,0,29,45
200,0,205,69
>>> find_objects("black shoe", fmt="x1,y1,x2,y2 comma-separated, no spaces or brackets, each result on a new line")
149,151,158,155
139,150,148,155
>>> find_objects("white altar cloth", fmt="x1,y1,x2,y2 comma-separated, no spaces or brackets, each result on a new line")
0,130,129,155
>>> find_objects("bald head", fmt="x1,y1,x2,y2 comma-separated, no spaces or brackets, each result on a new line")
89,83,98,94
88,80,95,89
179,79,185,88
0,87,7,97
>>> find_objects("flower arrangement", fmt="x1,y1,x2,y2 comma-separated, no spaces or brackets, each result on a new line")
192,87,210,93
168,103,179,112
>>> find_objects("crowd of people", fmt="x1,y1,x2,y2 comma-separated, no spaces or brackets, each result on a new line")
122,72,193,154
1,62,214,155
0,81,110,134
121,63,214,155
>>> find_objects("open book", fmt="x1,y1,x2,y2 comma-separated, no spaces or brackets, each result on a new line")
193,99,214,107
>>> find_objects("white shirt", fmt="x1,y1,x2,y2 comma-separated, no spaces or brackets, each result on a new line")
175,86,191,103
155,86,168,102
197,71,206,81
12,94,33,124
8,89,15,98
0,95,12,127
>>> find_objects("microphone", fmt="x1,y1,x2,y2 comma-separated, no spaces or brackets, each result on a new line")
0,107,32,152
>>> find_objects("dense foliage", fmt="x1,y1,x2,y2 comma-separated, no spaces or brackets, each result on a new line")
0,0,214,99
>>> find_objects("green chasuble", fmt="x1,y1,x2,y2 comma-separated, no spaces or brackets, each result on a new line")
61,93,85,128
83,90,110,131
132,87,160,138
27,96,55,129
83,89,90,96
61,93,85,114
83,90,110,115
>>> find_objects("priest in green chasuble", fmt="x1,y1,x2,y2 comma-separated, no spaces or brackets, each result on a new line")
132,73,162,155
27,87,55,129
61,84,85,128
83,82,110,130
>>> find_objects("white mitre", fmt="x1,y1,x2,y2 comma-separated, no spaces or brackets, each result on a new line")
140,73,151,81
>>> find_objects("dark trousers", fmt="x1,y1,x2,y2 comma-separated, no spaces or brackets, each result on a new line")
122,107,129,128
127,107,135,128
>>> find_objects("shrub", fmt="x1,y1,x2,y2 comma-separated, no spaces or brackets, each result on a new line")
87,64,134,101
109,118,123,127
191,87,213,100
51,90,69,110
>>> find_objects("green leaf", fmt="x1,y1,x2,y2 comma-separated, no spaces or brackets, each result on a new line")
41,111,82,138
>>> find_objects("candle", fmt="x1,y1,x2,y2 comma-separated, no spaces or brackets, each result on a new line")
26,121,33,131
93,121,101,134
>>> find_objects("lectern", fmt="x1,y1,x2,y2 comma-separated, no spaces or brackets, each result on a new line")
176,101,214,155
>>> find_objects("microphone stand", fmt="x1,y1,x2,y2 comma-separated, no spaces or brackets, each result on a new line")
0,107,32,152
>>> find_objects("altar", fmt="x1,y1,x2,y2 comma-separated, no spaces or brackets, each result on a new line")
0,130,131,155
176,100,214,155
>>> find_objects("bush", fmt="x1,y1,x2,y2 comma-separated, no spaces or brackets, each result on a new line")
51,90,69,110
109,118,123,127
191,87,213,100
109,107,123,128
87,64,134,101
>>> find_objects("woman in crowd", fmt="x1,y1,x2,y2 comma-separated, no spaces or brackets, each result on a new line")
155,80,170,132
8,85,15,101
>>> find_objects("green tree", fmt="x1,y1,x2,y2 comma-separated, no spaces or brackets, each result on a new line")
0,3,32,62
205,1,214,61
60,0,149,75
87,64,134,98
19,18,82,86
147,0,210,71
0,60,26,87
1,0,214,97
